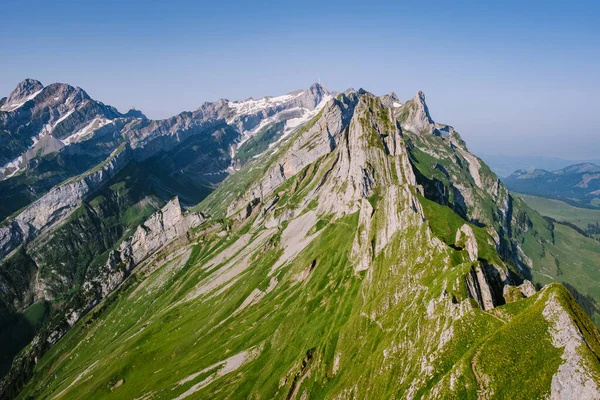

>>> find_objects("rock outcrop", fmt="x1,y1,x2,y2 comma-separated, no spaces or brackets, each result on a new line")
3,84,600,400
398,91,434,134
116,197,205,270
44,198,202,339
0,144,131,258
82,197,206,304
0,79,44,112
543,290,600,399
465,263,496,310
456,224,478,262
0,80,126,176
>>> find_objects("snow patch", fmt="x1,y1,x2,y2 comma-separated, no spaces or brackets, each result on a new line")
269,94,332,149
62,118,113,145
0,155,24,179
227,92,302,116
0,89,43,112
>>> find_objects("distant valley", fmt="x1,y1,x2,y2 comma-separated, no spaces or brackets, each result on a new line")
1,80,600,399
503,163,600,209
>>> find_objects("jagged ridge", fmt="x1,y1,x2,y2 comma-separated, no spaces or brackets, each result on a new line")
5,88,600,399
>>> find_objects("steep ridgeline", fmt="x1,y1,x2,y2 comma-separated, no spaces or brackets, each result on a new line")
8,90,600,399
504,163,600,208
0,80,331,383
0,79,331,221
0,80,331,309
1,197,206,398
393,93,600,325
0,79,143,220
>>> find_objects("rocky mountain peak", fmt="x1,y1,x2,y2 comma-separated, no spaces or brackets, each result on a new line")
1,79,45,112
44,82,91,102
122,107,147,119
299,82,330,109
308,82,327,95
7,79,44,102
3,80,600,400
398,90,434,134
380,91,401,108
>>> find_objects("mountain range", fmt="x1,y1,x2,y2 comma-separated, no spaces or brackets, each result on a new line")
479,154,600,179
1,80,600,399
504,163,600,208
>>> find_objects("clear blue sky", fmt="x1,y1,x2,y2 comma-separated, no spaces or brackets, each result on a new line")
1,0,599,159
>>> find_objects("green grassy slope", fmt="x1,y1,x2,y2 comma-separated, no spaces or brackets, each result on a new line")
0,302,49,378
521,221,600,324
18,205,600,399
400,120,600,330
517,192,600,239
15,92,600,399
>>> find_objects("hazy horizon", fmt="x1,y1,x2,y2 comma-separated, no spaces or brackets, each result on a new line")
1,0,598,159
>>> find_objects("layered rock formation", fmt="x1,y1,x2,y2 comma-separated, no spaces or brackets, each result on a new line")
64,197,206,327
2,83,600,400
0,144,131,258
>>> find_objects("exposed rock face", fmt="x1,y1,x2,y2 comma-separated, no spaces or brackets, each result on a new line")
543,292,600,399
3,84,600,400
57,197,205,326
226,82,330,136
0,196,207,398
465,263,496,310
0,144,131,258
122,83,332,165
518,280,536,297
226,93,357,217
0,79,44,112
0,81,338,347
0,80,127,177
230,92,426,280
379,92,401,108
391,85,552,285
456,224,478,262
63,197,203,330
351,198,374,272
399,91,434,134
503,279,537,303
117,197,205,269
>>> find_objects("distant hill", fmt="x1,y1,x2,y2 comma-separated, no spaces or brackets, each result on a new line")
479,154,600,178
503,163,600,208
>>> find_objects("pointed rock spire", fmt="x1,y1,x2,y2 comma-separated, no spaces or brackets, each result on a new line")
380,91,401,108
1,79,44,111
298,82,330,110
7,79,44,103
399,90,434,134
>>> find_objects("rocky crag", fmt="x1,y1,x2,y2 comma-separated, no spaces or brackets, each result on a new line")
1,83,600,399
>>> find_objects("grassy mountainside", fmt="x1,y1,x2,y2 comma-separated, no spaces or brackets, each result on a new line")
13,91,600,399
17,213,599,399
0,163,164,382
521,221,600,324
0,144,120,222
395,108,600,329
517,192,600,240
